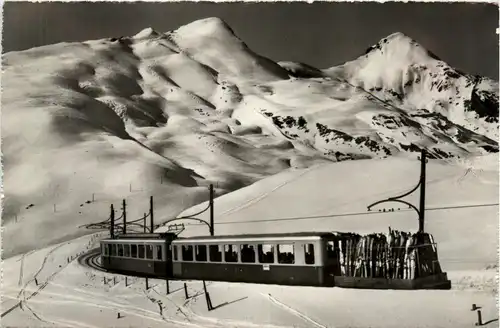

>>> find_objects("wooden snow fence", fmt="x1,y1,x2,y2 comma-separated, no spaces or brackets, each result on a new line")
333,230,441,280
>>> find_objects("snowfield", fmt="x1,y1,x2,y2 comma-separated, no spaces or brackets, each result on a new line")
2,155,498,328
2,16,499,328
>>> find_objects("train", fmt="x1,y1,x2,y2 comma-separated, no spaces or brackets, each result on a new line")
99,231,451,289
100,231,340,287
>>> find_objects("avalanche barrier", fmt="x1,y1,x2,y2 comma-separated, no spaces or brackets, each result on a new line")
331,229,451,290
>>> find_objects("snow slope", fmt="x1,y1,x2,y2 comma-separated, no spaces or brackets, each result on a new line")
2,17,498,260
2,155,498,328
168,154,499,272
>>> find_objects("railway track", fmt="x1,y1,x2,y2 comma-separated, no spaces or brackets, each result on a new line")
78,248,108,273
78,248,154,279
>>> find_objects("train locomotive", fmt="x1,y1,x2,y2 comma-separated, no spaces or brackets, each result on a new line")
100,232,340,287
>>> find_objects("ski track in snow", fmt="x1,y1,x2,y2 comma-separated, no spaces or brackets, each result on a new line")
4,235,100,320
16,243,67,300
22,301,53,325
264,293,329,328
28,285,184,327
144,283,288,328
218,164,320,218
149,285,192,320
18,253,26,287
143,290,204,328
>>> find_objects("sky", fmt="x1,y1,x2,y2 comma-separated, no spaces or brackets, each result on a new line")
3,2,499,79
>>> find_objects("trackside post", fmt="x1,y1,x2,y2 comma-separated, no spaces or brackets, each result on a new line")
110,204,115,239
475,310,483,326
203,280,213,311
150,196,154,233
209,184,215,236
122,199,127,234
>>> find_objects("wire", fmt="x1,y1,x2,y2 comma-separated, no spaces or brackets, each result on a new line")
178,203,499,226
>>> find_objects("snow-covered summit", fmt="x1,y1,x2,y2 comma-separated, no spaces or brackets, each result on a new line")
166,17,290,82
132,27,160,40
174,17,239,41
363,32,440,62
324,32,498,143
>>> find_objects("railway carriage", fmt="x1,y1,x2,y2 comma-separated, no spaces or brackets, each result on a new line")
100,233,176,277
170,232,341,287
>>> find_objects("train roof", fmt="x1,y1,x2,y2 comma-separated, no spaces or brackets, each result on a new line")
102,238,167,244
172,231,334,244
114,232,175,239
101,231,342,244
101,232,176,243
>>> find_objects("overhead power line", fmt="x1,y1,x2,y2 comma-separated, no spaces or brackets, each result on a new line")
180,203,499,226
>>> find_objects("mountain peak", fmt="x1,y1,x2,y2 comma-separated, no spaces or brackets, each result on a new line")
133,27,159,40
174,17,238,41
169,16,289,81
363,32,441,62
364,32,441,63
385,32,413,42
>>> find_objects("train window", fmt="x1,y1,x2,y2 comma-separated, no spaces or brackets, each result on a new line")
117,244,124,257
105,244,110,256
131,244,137,258
326,241,336,259
182,245,194,261
258,244,274,264
304,244,315,264
209,245,223,262
240,244,256,263
173,246,178,261
138,245,145,259
277,244,295,264
224,245,238,263
156,245,162,260
195,245,207,262
146,245,153,259
111,244,116,256
124,244,130,257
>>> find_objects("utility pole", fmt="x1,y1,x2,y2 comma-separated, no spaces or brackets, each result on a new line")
418,150,427,233
123,199,127,235
110,204,115,239
150,196,154,233
164,184,215,237
209,184,214,236
367,149,428,234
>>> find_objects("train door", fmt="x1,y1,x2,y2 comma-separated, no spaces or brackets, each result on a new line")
100,242,111,269
164,241,173,278
297,241,322,286
256,243,276,284
323,238,340,286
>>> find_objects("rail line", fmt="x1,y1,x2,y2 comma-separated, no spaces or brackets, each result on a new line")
78,248,107,273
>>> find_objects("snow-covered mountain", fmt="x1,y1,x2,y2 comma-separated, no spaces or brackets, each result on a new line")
2,17,498,257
